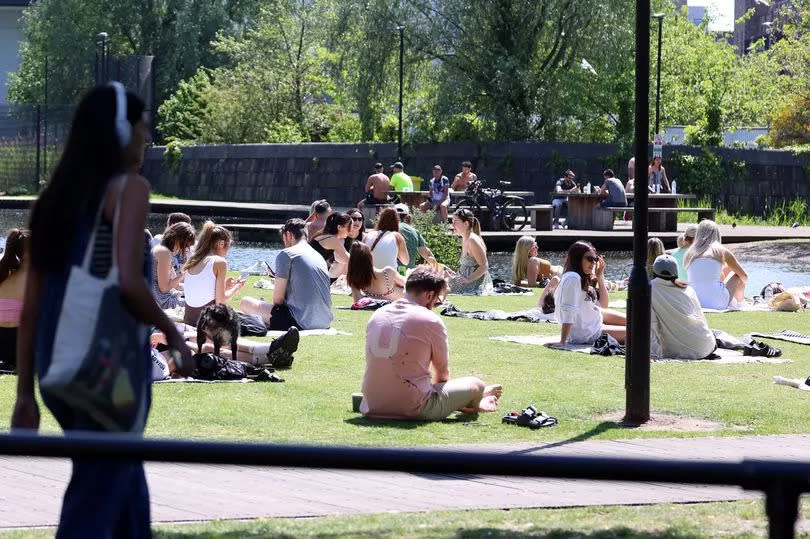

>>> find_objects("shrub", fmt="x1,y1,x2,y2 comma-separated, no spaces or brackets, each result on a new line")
410,209,461,268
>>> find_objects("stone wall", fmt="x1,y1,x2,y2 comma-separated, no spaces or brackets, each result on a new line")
142,142,808,214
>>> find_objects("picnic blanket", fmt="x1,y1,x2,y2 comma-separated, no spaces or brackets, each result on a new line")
253,277,353,296
441,304,556,324
489,334,791,364
751,330,810,346
155,378,253,384
607,299,772,313
773,376,810,391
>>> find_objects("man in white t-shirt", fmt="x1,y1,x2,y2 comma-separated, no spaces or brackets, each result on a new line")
360,266,502,420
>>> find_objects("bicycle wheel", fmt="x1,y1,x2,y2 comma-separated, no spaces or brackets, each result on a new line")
452,197,481,222
500,197,528,231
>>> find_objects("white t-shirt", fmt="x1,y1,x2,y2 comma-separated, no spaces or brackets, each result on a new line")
554,271,603,344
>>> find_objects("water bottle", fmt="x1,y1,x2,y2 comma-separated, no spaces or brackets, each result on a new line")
585,182,591,194
671,180,677,194
654,183,660,194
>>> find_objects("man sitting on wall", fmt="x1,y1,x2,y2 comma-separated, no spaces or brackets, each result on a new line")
360,265,502,420
389,161,414,192
358,163,393,209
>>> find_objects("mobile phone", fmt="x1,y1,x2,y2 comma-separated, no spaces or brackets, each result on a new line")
264,261,275,277
239,271,250,281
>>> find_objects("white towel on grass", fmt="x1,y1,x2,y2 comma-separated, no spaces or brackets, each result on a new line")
489,334,791,363
773,376,810,391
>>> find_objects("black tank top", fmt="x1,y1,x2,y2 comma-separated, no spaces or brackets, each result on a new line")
309,235,335,265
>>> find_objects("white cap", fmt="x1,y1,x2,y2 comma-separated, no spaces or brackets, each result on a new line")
394,203,410,215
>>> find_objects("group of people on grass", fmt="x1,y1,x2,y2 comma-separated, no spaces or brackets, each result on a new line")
1,83,805,537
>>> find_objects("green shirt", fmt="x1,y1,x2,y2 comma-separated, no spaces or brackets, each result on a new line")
399,222,426,268
390,172,413,192
671,247,688,281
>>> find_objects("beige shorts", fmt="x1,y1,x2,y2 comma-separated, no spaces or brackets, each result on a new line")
417,377,480,421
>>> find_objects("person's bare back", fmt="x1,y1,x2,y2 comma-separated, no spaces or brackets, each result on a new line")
366,173,391,202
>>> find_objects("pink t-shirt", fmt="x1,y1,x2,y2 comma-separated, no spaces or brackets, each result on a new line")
360,298,449,419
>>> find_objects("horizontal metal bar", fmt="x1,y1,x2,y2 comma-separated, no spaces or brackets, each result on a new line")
1,433,809,492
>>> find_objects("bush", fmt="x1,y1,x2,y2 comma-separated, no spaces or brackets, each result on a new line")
667,149,745,199
409,209,461,268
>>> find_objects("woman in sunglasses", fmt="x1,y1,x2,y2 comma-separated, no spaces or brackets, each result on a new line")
344,208,367,252
552,240,626,346
447,209,492,295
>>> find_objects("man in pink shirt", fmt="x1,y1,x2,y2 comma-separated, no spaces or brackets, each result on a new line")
360,266,502,420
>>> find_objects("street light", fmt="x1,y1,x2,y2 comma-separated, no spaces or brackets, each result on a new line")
95,32,109,84
396,25,404,162
652,13,665,136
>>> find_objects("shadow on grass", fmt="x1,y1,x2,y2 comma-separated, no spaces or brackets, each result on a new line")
154,526,705,538
344,411,482,430
509,421,622,455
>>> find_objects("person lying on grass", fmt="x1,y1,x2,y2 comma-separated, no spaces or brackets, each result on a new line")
550,240,626,346
360,265,502,420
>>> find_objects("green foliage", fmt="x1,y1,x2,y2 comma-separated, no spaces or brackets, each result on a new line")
765,94,810,148
410,210,460,268
163,141,184,174
667,149,746,199
8,0,252,107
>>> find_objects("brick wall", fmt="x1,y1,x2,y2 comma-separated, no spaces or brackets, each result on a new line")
142,142,808,214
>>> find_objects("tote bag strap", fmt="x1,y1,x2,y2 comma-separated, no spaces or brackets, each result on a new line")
79,175,129,271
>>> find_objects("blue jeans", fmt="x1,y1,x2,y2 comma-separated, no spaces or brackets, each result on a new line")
42,366,152,538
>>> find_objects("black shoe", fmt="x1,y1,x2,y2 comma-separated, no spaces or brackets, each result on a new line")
267,349,294,369
268,327,300,356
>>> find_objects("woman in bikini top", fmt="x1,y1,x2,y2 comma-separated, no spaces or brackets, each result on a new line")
346,242,405,302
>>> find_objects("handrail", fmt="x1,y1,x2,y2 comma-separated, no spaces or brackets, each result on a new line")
0,432,806,538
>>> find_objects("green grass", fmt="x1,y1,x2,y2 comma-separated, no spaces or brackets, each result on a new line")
678,197,810,226
1,500,801,538
1,275,808,445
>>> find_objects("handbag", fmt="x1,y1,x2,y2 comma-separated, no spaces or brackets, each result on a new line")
39,178,149,432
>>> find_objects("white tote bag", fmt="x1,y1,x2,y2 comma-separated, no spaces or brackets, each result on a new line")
40,178,149,432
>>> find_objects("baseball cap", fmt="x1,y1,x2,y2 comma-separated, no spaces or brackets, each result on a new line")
391,161,404,169
374,162,383,168
394,203,410,216
432,164,442,171
652,254,678,279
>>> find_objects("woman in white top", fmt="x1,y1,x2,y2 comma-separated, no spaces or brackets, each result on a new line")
649,254,716,360
552,241,626,345
684,219,747,310
182,221,245,326
363,207,408,270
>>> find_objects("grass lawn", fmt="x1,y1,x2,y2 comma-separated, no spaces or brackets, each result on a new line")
1,276,808,445
1,499,803,538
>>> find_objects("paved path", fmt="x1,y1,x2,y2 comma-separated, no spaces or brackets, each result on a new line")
1,434,809,528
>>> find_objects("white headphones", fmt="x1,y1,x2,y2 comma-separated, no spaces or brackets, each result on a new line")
109,81,131,147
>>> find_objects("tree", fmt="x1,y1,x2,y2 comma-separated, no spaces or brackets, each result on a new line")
7,0,248,106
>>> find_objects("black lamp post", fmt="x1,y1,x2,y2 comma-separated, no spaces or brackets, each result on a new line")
626,0,651,425
652,13,665,136
95,32,109,84
396,25,404,161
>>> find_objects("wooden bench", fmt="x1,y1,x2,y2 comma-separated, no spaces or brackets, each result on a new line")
526,204,553,231
612,207,716,221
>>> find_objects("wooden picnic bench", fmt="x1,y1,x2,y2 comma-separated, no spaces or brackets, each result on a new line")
525,204,553,231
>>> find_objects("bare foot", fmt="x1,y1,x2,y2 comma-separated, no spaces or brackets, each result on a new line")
476,395,499,412
483,384,503,399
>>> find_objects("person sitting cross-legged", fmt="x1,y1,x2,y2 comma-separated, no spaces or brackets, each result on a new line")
360,265,503,420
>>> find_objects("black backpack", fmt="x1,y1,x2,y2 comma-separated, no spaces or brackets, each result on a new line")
193,353,249,380
238,312,268,337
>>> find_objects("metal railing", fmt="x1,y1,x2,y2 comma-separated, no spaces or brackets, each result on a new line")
0,432,807,538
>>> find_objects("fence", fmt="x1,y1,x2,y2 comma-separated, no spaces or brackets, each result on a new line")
0,104,73,195
0,432,807,538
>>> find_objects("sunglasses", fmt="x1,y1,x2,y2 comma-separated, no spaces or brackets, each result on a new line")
585,255,598,263
351,216,363,222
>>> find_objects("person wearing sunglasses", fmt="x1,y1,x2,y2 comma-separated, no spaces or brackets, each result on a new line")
551,240,626,346
344,208,367,253
360,265,502,420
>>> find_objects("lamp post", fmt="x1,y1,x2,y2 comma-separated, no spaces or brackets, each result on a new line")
95,32,109,84
652,13,665,136
626,0,651,425
396,25,404,161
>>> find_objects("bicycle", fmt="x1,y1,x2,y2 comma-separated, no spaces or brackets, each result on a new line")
452,179,528,231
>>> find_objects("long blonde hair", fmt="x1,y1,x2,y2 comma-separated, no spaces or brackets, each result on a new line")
183,221,232,272
684,219,722,269
512,235,534,284
646,237,665,277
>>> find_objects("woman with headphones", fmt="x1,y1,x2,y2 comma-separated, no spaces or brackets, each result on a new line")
11,83,192,537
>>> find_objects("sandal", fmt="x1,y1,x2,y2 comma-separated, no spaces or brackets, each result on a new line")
502,405,559,429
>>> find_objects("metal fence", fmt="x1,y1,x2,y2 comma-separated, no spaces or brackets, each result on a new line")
0,432,807,538
0,54,156,195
